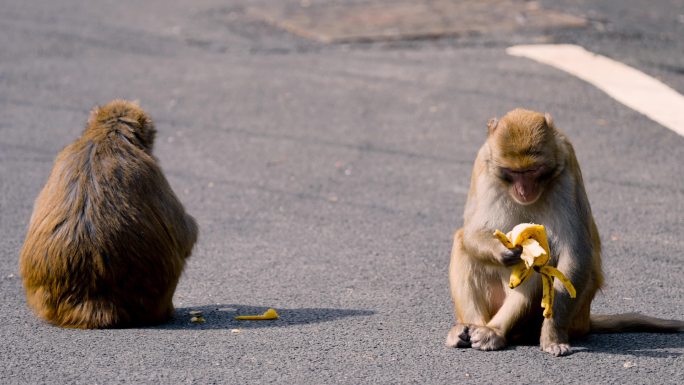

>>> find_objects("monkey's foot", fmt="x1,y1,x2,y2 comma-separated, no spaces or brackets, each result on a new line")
446,324,471,348
541,342,572,357
470,326,506,351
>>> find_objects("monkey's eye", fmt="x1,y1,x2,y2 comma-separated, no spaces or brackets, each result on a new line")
498,168,514,183
499,167,547,183
536,166,556,182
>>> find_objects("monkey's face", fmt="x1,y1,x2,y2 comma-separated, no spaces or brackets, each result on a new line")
497,164,555,205
488,110,559,206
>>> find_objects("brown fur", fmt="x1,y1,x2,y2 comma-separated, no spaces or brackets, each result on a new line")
447,108,683,356
19,100,198,328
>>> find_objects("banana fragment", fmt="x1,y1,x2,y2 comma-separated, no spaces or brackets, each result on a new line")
234,308,279,321
494,223,576,318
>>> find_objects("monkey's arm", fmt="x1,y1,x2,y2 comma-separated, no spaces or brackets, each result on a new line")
465,268,540,351
180,213,198,258
141,168,198,259
162,200,197,259
462,226,522,267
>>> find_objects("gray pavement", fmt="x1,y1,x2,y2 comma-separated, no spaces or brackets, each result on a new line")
0,0,682,384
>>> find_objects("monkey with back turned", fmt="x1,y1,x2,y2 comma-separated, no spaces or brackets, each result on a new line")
19,100,198,328
447,108,683,356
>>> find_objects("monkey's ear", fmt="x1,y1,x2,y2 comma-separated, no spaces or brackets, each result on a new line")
544,113,555,128
487,118,499,134
87,105,101,127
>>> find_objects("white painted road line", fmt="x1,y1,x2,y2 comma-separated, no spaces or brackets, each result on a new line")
506,44,684,137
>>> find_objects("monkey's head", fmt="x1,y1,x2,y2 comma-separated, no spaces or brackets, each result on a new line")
486,108,565,206
86,100,156,151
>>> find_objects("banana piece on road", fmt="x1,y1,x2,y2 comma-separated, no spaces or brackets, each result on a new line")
493,223,576,318
234,308,279,321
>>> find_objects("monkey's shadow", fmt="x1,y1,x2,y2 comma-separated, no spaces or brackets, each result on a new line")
571,333,684,358
157,304,374,330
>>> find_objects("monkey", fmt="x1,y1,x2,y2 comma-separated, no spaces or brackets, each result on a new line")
19,100,198,328
446,108,683,356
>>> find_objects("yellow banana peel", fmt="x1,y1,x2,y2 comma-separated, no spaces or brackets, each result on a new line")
234,308,279,321
494,223,576,318
540,273,555,318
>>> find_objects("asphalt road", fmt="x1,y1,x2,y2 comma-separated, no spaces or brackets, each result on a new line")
1,0,682,384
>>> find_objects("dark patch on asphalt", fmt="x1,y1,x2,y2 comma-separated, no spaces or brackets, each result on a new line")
245,0,587,43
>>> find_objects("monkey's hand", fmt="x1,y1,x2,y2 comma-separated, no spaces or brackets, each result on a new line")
494,224,551,287
492,229,523,266
470,326,506,351
497,243,524,267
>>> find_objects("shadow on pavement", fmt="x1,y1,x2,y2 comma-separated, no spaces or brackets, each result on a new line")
574,333,684,358
157,304,375,330
480,330,683,358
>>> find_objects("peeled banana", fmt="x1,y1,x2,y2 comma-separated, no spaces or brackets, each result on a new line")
494,223,576,318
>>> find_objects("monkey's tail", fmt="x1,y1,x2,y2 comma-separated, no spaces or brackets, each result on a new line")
590,313,684,333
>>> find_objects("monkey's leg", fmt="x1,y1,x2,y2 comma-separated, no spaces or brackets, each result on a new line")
540,252,588,357
447,230,494,348
470,274,539,351
540,288,574,356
